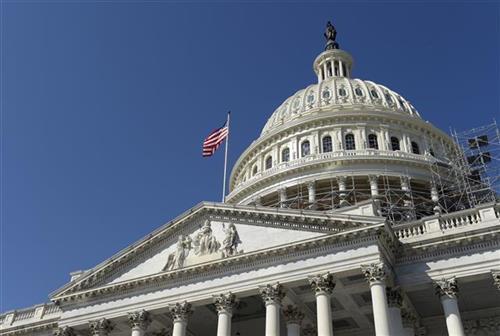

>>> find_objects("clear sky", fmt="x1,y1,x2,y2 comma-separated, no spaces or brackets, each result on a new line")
1,1,499,312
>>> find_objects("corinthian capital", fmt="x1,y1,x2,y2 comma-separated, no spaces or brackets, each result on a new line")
259,283,286,305
361,263,387,284
127,310,151,330
89,318,114,336
434,277,459,299
308,272,336,295
213,293,237,315
283,305,304,325
54,326,75,336
168,301,193,323
492,270,500,290
401,309,417,329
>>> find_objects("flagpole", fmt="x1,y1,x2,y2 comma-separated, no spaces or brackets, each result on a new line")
222,111,231,202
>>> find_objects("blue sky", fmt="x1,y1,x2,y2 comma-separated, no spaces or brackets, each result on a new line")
1,2,499,312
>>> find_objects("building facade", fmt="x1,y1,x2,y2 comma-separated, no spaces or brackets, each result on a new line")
1,23,499,336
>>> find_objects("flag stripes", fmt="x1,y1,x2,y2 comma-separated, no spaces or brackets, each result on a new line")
202,123,229,157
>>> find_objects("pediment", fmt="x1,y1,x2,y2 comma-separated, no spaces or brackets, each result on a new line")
50,201,384,302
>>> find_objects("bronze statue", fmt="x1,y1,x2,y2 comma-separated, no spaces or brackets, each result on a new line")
324,21,339,50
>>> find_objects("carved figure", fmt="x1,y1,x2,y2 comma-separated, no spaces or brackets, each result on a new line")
324,21,337,42
193,220,221,255
163,235,192,271
221,223,242,257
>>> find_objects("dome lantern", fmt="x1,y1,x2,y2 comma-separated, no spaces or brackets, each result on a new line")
313,21,353,82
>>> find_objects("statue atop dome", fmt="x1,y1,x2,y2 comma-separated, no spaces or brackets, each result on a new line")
324,21,339,50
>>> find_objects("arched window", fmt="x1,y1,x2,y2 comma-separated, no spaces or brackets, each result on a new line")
281,148,290,162
345,134,356,150
391,137,400,151
385,93,393,104
301,140,310,157
411,141,420,154
370,89,379,99
265,156,273,170
368,134,379,149
338,88,347,97
355,87,363,96
252,165,258,176
322,136,333,153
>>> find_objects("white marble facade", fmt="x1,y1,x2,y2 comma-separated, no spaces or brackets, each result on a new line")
2,24,500,336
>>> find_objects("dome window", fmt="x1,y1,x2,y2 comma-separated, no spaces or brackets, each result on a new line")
322,136,333,153
322,89,331,99
307,94,315,104
293,98,301,110
385,93,393,104
411,141,420,154
368,134,379,149
252,165,258,176
301,141,311,157
391,137,401,151
345,134,356,150
281,148,290,162
355,87,363,96
338,88,347,97
370,89,379,99
265,156,273,170
398,98,406,110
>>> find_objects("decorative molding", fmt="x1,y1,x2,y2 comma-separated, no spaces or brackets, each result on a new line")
386,287,403,308
282,305,304,325
53,326,75,336
89,318,113,336
213,293,237,315
259,283,286,305
492,269,500,291
434,277,459,299
308,272,336,295
361,262,387,284
127,310,151,330
168,301,193,323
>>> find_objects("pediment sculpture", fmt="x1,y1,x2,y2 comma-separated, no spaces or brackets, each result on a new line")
163,220,242,271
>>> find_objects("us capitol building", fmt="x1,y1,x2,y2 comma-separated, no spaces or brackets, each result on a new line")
2,22,499,336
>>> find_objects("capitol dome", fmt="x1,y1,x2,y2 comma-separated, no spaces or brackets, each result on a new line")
226,24,456,222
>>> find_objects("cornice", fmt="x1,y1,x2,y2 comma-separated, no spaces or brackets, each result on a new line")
0,321,58,336
52,222,385,306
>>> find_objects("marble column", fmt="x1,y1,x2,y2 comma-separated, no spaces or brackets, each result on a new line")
401,309,416,336
259,283,286,336
361,263,392,336
213,293,237,336
309,273,336,336
168,301,193,336
307,181,316,209
386,287,404,335
434,277,465,336
54,326,76,336
430,182,441,215
492,270,500,290
283,305,304,336
337,176,348,207
400,176,413,208
279,188,287,208
128,310,151,336
89,318,114,336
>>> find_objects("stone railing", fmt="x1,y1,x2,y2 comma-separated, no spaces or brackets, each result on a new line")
230,149,438,197
0,303,61,329
393,203,500,242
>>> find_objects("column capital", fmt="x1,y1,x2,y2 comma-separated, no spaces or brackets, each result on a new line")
361,262,387,284
54,326,76,336
368,175,379,183
259,282,286,305
434,277,459,299
302,324,317,336
168,301,193,323
492,270,500,290
386,287,403,308
336,176,346,184
282,305,304,325
308,272,336,295
213,292,237,315
89,318,114,336
127,310,151,331
307,180,316,189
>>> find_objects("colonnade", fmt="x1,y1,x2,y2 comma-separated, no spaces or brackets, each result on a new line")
53,270,491,336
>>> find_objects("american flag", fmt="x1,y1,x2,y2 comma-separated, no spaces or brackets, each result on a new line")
202,122,229,157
